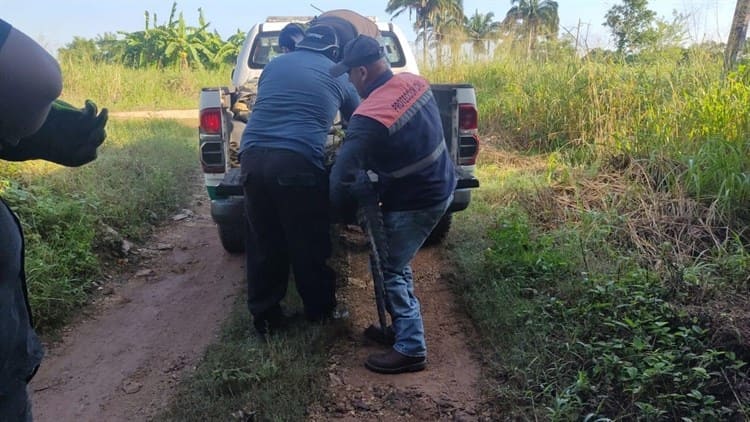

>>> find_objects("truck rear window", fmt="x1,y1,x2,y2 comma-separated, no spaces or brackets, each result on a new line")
248,32,284,68
248,30,407,70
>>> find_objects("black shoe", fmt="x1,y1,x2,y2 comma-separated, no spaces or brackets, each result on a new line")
363,324,395,346
253,305,298,337
364,349,426,374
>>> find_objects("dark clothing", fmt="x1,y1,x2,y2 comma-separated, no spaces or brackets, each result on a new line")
240,48,357,324
0,20,10,46
1,19,38,421
241,148,336,320
239,49,359,170
0,200,42,421
330,71,456,212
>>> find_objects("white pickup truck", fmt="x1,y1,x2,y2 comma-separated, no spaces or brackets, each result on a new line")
199,14,480,253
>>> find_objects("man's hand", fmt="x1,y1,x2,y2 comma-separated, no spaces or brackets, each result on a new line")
0,99,108,166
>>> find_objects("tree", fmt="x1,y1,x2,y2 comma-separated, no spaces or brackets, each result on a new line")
418,2,466,65
502,0,559,55
724,0,750,72
464,9,500,57
385,0,464,64
603,0,657,55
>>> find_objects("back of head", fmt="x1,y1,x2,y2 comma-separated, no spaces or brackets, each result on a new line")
296,25,340,61
278,23,305,52
329,35,386,77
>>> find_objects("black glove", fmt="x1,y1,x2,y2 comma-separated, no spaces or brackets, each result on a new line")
0,99,108,167
349,170,378,204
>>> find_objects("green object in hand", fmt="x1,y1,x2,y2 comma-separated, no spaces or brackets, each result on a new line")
0,99,108,166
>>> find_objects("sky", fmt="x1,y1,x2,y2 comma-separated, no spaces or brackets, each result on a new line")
2,0,738,55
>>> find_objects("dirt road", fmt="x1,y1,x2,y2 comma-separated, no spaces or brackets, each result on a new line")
28,179,483,421
29,193,245,421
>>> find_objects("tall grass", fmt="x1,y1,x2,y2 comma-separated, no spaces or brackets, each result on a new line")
59,58,230,110
425,47,749,225
0,120,197,330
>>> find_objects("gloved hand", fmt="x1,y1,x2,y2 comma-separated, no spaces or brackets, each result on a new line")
0,99,108,166
348,170,378,204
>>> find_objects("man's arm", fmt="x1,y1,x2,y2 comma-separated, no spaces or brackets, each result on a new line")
0,100,108,167
329,115,386,211
337,79,361,125
0,20,62,145
0,20,108,166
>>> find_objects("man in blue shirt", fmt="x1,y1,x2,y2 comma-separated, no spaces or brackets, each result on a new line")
239,25,360,336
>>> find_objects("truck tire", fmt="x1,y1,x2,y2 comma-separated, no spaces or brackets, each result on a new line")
218,223,245,254
423,213,452,247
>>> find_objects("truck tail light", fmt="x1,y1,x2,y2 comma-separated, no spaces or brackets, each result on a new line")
459,135,480,166
458,103,478,131
458,103,479,165
200,108,222,134
199,107,225,173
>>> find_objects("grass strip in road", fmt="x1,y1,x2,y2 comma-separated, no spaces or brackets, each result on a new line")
157,294,343,422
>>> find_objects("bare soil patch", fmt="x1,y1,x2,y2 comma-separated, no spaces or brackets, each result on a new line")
29,191,244,422
310,229,485,421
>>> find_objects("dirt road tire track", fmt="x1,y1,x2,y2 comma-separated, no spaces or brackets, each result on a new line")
29,190,245,422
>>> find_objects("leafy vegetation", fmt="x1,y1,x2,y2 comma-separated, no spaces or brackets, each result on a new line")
425,38,750,420
58,2,244,69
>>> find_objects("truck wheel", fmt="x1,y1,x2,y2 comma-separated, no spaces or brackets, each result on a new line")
423,213,452,247
218,223,245,254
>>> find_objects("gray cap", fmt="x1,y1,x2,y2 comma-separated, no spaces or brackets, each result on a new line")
329,35,385,77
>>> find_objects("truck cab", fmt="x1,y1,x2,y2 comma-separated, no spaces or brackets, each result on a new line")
199,15,479,253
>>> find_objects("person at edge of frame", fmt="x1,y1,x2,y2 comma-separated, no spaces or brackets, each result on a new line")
0,18,108,421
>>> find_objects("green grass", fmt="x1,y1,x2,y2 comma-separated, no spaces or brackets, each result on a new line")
448,151,750,420
156,296,343,422
0,119,198,330
425,49,750,227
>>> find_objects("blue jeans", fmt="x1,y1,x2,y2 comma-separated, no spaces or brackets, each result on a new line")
382,194,452,357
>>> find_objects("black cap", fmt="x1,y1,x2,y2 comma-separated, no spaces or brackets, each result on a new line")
296,24,338,52
278,23,305,51
329,35,385,77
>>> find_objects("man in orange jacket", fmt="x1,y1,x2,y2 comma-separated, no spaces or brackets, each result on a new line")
329,35,456,374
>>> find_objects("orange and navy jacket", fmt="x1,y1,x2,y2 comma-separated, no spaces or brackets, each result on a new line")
330,70,456,212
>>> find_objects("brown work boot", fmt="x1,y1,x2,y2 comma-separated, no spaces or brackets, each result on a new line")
364,349,426,374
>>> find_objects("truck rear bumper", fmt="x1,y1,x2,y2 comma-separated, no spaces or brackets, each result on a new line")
448,178,479,212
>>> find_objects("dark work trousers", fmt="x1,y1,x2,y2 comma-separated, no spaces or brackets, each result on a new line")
240,147,336,321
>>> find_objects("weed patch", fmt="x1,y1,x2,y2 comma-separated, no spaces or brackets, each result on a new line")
450,149,749,420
